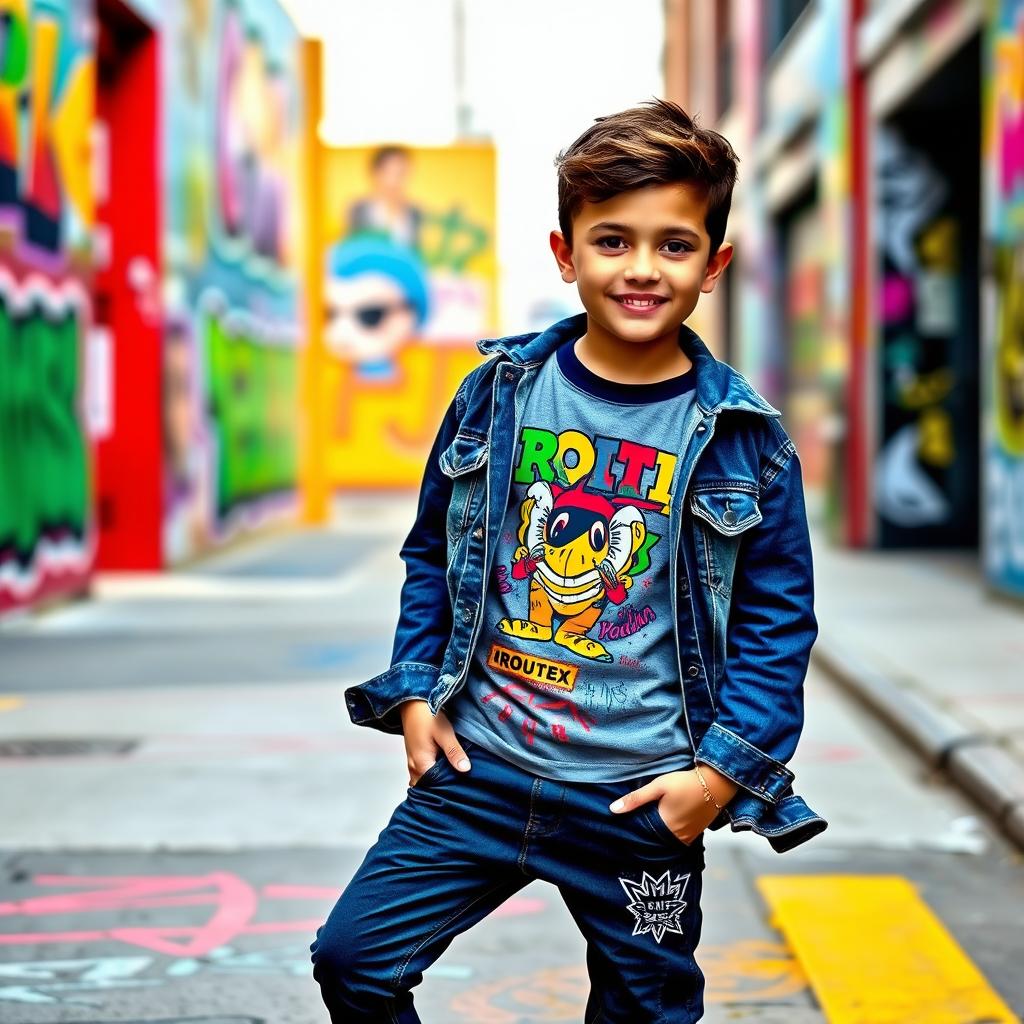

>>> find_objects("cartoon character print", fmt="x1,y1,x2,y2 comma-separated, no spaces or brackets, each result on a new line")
496,475,647,662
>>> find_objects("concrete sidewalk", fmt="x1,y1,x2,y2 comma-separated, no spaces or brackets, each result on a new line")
809,523,1024,850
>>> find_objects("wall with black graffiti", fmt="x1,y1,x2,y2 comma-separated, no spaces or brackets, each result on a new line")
0,0,96,612
872,38,982,550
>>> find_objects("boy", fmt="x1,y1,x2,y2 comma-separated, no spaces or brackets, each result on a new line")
311,98,827,1023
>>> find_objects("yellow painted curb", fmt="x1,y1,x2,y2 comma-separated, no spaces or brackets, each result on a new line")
757,875,1020,1023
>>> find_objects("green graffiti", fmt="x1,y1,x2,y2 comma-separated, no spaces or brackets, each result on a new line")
204,312,297,517
0,8,29,86
0,298,87,564
422,206,489,273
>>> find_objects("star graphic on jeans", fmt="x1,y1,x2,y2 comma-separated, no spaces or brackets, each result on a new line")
618,869,690,944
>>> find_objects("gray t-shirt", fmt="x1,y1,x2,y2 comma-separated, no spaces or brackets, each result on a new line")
446,335,699,782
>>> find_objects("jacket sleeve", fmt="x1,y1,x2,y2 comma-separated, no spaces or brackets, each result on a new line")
693,440,819,803
343,381,465,734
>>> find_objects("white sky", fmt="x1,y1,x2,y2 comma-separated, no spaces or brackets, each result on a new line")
281,0,665,332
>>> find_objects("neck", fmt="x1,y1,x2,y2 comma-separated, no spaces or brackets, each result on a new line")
575,316,693,384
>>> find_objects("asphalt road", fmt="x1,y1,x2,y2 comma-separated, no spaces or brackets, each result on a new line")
0,495,1021,1023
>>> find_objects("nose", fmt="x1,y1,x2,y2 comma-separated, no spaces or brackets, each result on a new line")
624,246,660,282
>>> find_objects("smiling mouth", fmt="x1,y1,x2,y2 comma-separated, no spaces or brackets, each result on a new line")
612,296,669,308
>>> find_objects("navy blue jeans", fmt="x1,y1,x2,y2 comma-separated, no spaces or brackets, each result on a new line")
310,735,706,1022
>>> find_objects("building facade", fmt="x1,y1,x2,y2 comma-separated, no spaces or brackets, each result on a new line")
667,0,1024,602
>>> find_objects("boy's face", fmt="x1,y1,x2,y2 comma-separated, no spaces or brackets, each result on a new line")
550,182,733,347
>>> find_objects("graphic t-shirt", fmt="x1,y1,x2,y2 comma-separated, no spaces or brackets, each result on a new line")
445,336,700,782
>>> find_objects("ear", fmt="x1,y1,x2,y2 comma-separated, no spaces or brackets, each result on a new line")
700,242,734,295
550,230,577,283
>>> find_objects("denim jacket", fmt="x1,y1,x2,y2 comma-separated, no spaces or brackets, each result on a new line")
345,312,828,853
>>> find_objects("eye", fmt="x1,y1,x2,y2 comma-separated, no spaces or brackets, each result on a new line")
549,512,570,541
663,240,694,255
596,236,627,251
589,522,606,550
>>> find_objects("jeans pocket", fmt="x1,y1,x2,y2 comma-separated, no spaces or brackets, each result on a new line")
411,755,450,790
642,804,705,857
410,737,475,790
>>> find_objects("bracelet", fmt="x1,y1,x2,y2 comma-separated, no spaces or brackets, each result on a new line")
694,763,723,811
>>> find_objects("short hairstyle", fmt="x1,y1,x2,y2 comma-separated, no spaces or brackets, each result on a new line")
554,98,739,258
370,145,411,173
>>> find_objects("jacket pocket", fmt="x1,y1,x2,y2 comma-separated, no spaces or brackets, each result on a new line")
439,431,489,547
689,486,762,537
688,484,762,595
439,431,489,477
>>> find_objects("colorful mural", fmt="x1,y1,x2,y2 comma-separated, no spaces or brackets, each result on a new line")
983,0,1024,598
874,123,977,545
161,0,303,562
0,0,95,611
319,143,496,488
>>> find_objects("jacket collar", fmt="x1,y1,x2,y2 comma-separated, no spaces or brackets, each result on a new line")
477,312,781,418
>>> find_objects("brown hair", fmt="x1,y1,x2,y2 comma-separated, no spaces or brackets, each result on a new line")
555,98,739,258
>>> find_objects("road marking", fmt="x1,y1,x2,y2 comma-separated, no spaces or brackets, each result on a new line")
757,875,1020,1022
0,696,23,713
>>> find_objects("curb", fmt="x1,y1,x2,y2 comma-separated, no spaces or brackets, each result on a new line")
811,636,1024,853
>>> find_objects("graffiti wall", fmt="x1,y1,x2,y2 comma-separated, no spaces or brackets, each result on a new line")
0,0,95,612
983,1,1024,598
161,0,303,563
873,119,979,547
320,143,496,488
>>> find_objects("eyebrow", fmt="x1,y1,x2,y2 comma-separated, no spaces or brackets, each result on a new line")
587,221,702,240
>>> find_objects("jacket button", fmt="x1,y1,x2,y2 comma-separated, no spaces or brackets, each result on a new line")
722,509,737,526
462,605,475,623
687,664,700,677
456,657,465,668
696,424,707,433
472,526,484,540
504,370,515,381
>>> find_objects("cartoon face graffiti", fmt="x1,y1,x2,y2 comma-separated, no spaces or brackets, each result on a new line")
324,236,430,373
498,477,647,663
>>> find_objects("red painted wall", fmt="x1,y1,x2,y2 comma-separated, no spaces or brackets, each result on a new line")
94,5,163,569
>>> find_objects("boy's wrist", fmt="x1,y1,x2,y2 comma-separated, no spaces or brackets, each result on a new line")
694,762,739,806
398,698,430,723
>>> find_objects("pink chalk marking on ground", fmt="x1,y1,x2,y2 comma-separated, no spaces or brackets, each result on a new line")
0,918,325,947
492,897,546,918
0,873,548,955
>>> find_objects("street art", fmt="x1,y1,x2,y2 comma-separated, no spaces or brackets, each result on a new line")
0,865,810,1013
874,126,967,539
203,299,297,520
0,950,289,1005
162,0,302,563
449,942,807,1020
985,3,1024,595
0,0,95,611
320,143,496,488
0,0,95,254
0,867,539,1007
0,273,90,609
215,0,294,269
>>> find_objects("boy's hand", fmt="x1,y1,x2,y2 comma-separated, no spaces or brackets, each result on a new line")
399,699,472,786
608,765,739,845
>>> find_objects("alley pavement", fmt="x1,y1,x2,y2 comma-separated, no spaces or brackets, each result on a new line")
809,523,1024,849
0,494,1021,1022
